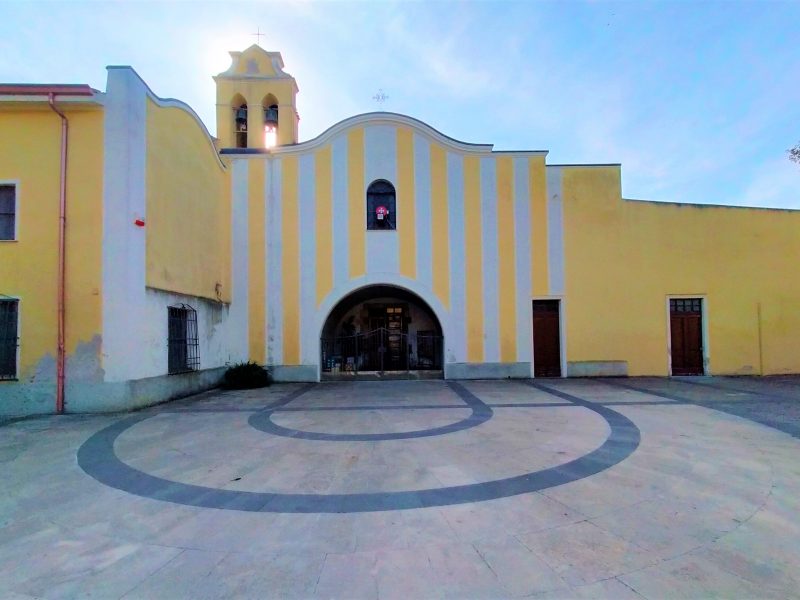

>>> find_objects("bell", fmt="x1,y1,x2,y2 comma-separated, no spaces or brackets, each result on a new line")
235,107,247,122
264,105,279,126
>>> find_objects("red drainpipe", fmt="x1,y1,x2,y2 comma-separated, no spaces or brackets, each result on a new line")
48,94,68,415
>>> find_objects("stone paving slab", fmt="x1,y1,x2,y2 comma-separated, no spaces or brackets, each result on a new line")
2,377,800,598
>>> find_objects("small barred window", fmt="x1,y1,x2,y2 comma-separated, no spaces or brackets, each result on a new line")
168,304,199,374
0,298,19,379
0,185,16,240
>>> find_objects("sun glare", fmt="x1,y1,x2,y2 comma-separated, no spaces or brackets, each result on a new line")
264,125,277,149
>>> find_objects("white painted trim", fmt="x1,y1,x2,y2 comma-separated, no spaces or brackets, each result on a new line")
0,180,20,241
447,152,467,363
269,112,503,156
665,294,710,376
364,125,399,275
0,94,103,105
266,158,284,365
102,66,148,382
314,274,452,380
531,295,567,379
413,133,433,289
228,159,250,365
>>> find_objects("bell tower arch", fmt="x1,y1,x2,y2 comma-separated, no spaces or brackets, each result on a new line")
213,44,299,148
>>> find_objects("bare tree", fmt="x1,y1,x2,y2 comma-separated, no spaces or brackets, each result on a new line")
790,142,800,164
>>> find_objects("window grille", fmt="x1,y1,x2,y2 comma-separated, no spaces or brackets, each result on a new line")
0,299,19,380
670,298,702,314
366,179,396,230
168,304,199,374
0,185,15,240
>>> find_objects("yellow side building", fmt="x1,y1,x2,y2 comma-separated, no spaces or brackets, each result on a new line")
1,44,798,415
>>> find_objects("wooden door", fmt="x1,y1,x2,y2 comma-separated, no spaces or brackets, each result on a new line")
670,298,704,375
533,300,561,377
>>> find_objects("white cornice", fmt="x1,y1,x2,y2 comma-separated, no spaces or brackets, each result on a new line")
265,112,548,156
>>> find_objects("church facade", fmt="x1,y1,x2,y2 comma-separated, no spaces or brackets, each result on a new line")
2,45,799,415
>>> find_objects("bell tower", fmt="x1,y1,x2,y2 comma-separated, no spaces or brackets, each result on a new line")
213,44,299,149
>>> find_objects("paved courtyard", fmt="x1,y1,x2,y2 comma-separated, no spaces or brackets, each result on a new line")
2,377,800,599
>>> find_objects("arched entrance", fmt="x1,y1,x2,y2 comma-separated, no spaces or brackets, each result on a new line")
320,285,444,379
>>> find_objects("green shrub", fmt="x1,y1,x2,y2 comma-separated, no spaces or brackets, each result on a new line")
222,362,271,389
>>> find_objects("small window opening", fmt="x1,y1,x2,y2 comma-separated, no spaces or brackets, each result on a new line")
168,304,199,374
263,103,278,148
366,179,396,230
234,105,248,149
0,298,19,380
0,185,15,240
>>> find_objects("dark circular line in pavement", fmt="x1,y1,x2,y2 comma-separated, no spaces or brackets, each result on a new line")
247,381,492,441
76,381,641,513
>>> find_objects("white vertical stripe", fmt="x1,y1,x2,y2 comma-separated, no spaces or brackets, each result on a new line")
513,157,532,364
331,135,349,289
298,153,316,364
365,125,399,275
102,68,148,381
229,159,250,365
447,152,466,363
266,158,283,365
546,167,565,295
413,133,432,289
480,157,500,363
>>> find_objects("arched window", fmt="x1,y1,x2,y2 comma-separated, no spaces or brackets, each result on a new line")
232,95,248,148
262,94,279,148
366,180,396,230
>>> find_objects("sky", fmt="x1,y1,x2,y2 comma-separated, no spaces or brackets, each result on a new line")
1,0,799,208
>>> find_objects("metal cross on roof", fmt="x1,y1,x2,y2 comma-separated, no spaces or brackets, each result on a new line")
373,89,389,105
252,28,265,45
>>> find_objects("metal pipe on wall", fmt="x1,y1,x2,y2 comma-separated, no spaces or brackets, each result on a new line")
48,93,68,414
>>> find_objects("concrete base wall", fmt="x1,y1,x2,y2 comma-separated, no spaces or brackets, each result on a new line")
445,362,531,380
0,367,225,416
567,361,628,377
268,362,533,381
271,365,318,382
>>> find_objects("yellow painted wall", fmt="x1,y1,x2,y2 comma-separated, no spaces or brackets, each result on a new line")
145,98,231,303
463,155,484,363
281,156,301,364
397,127,416,279
562,166,800,375
496,156,517,362
0,106,104,380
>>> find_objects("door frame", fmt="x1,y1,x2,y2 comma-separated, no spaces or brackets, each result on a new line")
531,296,567,378
665,294,710,376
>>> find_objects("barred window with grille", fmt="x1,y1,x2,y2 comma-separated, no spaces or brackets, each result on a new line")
167,304,199,374
0,185,16,241
0,299,19,380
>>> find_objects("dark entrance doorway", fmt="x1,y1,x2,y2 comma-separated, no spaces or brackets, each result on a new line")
532,300,561,377
670,298,704,375
321,286,444,378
